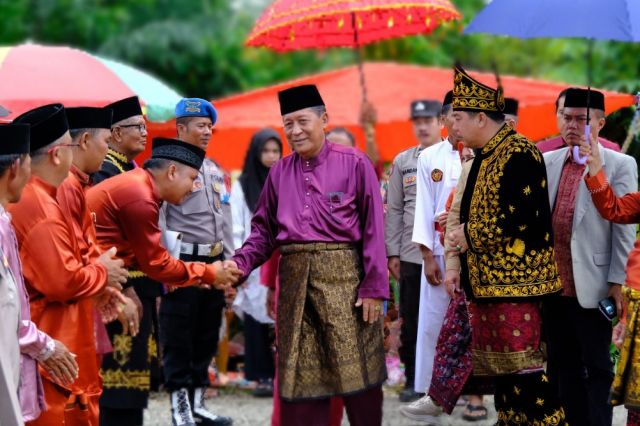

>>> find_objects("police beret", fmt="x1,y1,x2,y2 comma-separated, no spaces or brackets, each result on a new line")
175,98,217,125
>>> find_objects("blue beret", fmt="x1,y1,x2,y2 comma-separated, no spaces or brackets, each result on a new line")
175,98,217,125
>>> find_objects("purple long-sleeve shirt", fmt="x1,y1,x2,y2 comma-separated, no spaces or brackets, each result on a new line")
233,141,389,300
0,206,49,421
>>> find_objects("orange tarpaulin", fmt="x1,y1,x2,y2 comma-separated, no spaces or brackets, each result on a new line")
146,62,633,170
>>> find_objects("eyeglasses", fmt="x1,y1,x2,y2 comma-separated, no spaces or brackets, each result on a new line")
116,124,147,133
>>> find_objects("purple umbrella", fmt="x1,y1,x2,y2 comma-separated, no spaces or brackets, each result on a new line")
465,0,640,42
464,0,640,161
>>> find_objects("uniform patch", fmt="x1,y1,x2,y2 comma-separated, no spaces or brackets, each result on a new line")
431,169,443,182
404,175,417,185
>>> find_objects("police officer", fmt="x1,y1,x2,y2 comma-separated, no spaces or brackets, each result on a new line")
160,98,234,426
385,99,443,402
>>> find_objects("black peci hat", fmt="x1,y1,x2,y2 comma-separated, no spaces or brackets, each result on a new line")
278,84,325,116
151,137,205,170
13,103,69,152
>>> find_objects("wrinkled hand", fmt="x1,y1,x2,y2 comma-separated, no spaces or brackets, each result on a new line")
40,340,78,387
94,286,128,323
444,269,461,298
210,260,242,290
608,284,623,318
359,101,378,126
447,224,469,254
423,253,442,286
612,320,626,349
355,298,383,324
266,288,276,320
118,296,140,337
578,130,602,177
97,247,127,288
387,256,400,281
437,211,449,231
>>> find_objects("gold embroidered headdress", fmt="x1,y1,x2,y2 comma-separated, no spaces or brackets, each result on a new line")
452,63,505,113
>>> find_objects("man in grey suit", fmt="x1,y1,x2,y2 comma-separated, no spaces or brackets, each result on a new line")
543,88,637,426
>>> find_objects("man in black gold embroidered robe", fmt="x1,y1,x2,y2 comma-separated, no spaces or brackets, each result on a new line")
446,64,566,425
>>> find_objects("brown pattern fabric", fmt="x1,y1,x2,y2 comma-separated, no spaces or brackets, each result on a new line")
277,244,387,400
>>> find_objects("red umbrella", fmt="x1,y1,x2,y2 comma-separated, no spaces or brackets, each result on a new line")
246,0,461,51
247,0,461,161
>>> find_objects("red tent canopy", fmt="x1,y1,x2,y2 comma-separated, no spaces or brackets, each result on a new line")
147,62,633,170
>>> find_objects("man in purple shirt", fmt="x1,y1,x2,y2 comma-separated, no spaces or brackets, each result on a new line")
536,88,621,153
0,123,78,423
228,84,388,425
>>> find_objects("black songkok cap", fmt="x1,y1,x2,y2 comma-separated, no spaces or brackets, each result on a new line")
0,123,30,155
151,137,205,170
410,100,442,119
503,98,519,116
13,103,69,153
105,96,143,124
442,90,453,107
564,88,605,112
278,84,325,116
66,107,113,130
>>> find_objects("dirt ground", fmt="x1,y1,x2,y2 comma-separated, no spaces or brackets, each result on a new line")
143,389,628,425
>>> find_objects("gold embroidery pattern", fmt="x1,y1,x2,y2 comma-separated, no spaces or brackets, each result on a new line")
611,287,640,407
466,127,561,299
101,369,150,391
277,245,386,400
472,349,544,377
147,335,157,363
104,149,129,174
452,64,504,112
112,334,132,366
497,408,566,426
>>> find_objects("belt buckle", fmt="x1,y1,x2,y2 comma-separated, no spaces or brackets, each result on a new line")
209,242,222,257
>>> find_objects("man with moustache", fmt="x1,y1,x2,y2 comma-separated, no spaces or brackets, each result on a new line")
159,98,233,426
543,88,636,425
385,99,443,402
93,96,147,183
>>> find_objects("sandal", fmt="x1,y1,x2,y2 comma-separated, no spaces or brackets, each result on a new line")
462,404,488,422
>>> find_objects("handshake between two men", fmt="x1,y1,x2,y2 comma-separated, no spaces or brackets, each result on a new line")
206,259,243,290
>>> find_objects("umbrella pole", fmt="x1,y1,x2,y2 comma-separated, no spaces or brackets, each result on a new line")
351,12,379,165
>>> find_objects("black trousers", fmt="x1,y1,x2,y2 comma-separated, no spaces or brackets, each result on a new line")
543,296,614,426
160,253,225,392
398,261,422,388
100,276,163,425
243,313,274,381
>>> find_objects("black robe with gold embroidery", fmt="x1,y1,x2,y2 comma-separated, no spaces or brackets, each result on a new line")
460,124,561,301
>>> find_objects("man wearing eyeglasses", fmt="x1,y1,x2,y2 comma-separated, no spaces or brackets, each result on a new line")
536,88,620,153
542,88,636,425
9,104,123,425
93,96,147,184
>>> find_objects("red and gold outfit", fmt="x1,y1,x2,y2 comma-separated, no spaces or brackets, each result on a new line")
86,168,216,284
585,170,640,420
10,176,107,425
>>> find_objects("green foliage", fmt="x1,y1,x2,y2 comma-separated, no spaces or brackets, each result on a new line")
1,0,639,100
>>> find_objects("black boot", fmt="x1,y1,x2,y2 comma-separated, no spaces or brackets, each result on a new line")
191,387,233,426
171,388,196,426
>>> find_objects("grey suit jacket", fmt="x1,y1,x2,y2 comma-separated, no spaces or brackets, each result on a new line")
544,145,638,308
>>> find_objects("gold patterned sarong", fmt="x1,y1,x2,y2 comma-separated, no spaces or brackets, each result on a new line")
611,287,640,408
277,243,387,400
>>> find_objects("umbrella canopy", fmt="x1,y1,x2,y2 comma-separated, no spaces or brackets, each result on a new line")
145,62,633,170
0,43,182,122
246,0,461,51
465,0,640,41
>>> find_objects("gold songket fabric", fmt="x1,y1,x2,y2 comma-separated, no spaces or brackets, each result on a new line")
611,287,640,408
277,243,387,400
